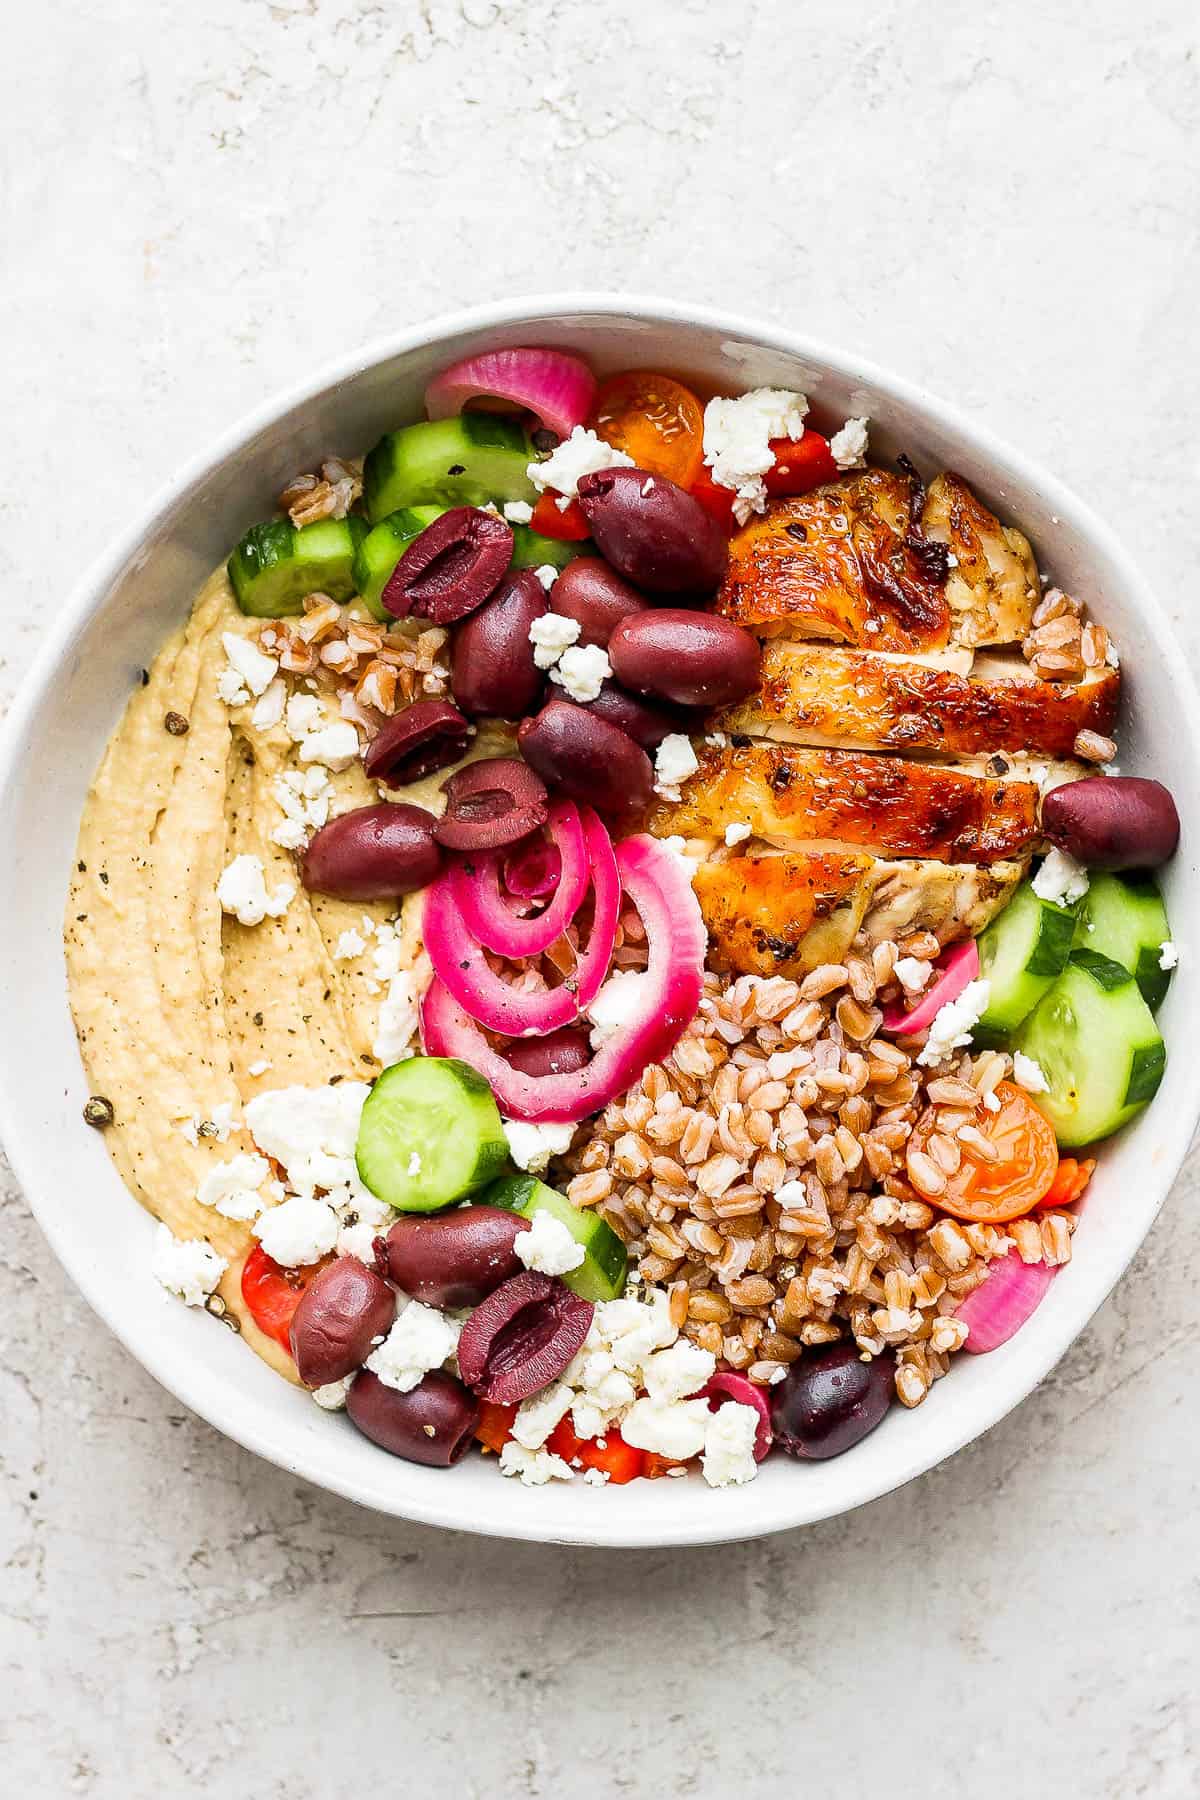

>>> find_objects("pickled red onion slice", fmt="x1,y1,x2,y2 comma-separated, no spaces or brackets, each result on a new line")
880,938,980,1035
423,808,619,1037
424,348,597,441
958,1254,1057,1354
448,800,596,959
420,835,705,1121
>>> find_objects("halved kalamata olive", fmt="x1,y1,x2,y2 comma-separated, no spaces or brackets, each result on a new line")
517,699,653,818
382,1206,529,1309
549,556,647,647
770,1342,894,1460
382,507,513,625
363,699,471,785
1041,776,1180,870
576,466,729,598
608,609,761,708
289,1256,396,1388
456,1271,593,1405
505,1026,593,1079
302,803,442,900
346,1368,479,1467
451,569,546,719
434,757,549,852
569,682,690,750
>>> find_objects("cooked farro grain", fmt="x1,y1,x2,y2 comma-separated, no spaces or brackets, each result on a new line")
558,963,1074,1411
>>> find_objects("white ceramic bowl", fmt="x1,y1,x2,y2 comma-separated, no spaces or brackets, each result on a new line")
2,296,1197,1547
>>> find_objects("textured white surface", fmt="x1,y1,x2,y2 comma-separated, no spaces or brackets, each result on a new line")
3,1,1199,1793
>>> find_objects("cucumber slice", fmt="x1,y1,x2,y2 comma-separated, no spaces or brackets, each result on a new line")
482,1173,628,1302
1014,949,1166,1147
974,880,1078,1042
1074,871,1173,1011
356,1057,509,1212
228,516,367,618
509,525,591,572
352,505,445,623
364,415,537,522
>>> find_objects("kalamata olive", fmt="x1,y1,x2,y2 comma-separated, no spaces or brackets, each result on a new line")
457,1271,593,1405
503,837,561,898
770,1342,894,1460
1041,775,1180,870
608,609,761,708
549,556,647,647
450,569,547,719
302,803,442,900
517,699,653,818
382,506,513,625
576,466,728,598
567,682,690,750
505,1026,593,1078
434,757,549,852
346,1367,479,1467
382,1206,529,1309
288,1256,396,1388
363,699,471,785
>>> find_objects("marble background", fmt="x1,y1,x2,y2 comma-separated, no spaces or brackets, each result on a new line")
3,2,1198,1793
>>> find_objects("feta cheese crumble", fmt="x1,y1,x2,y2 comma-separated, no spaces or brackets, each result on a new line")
828,416,870,470
366,1302,456,1393
529,612,580,669
702,387,809,525
1159,940,1179,971
152,1225,227,1307
587,969,647,1049
701,1402,760,1488
894,956,933,994
252,1194,339,1268
620,1395,711,1460
334,927,367,961
251,678,287,731
527,425,633,498
511,1382,575,1450
197,1152,274,1222
503,1118,575,1173
503,499,534,524
497,1441,575,1486
515,1211,586,1278
284,693,359,771
1032,848,1090,908
653,733,699,802
271,766,331,850
549,642,611,703
1012,1051,1050,1094
642,1339,716,1404
916,979,992,1068
216,854,294,927
533,564,560,592
724,821,751,847
219,632,279,705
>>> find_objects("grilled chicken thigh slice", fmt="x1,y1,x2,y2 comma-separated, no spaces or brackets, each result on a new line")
693,850,1025,979
921,473,1039,649
716,642,1120,760
649,741,1044,866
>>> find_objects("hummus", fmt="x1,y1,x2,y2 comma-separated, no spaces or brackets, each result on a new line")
65,567,505,1376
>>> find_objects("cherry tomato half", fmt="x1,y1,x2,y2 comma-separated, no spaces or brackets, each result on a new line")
591,371,705,488
529,493,591,541
1039,1156,1095,1211
908,1080,1059,1224
762,431,838,497
240,1245,330,1353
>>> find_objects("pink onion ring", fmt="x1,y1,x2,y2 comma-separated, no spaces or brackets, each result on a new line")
448,800,597,959
880,938,980,1035
424,348,597,441
424,809,620,1037
957,1254,1057,1354
420,835,705,1120
699,1373,773,1461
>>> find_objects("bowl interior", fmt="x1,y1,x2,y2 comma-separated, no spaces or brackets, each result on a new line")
2,298,1196,1547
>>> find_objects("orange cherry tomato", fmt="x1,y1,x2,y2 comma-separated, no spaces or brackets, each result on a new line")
909,1081,1059,1224
240,1245,330,1354
688,464,738,534
591,371,705,487
762,431,838,497
1039,1156,1095,1211
475,1400,518,1453
530,493,591,541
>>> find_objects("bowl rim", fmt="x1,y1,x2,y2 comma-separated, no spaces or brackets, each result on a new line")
3,291,1199,1548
